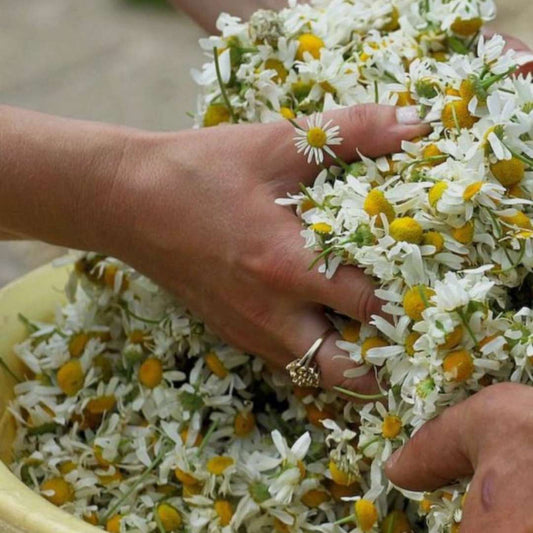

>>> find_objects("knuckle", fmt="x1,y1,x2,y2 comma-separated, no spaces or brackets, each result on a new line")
356,285,378,323
349,103,378,137
257,244,300,291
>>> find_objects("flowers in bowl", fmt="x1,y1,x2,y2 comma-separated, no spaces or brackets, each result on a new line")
7,0,533,532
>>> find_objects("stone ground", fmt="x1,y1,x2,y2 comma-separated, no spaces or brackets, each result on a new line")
1,0,532,287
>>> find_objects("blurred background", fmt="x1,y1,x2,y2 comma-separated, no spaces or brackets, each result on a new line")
1,0,532,287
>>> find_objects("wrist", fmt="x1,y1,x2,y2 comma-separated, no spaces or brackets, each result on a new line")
99,128,191,264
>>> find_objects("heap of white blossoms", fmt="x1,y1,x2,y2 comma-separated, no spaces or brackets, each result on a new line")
7,0,533,532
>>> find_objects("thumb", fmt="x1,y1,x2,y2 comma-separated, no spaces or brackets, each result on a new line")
385,400,474,492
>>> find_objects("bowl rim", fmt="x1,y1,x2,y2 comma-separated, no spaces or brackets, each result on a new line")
0,261,100,533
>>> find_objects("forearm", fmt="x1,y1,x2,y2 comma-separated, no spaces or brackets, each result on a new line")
0,106,134,252
170,0,286,33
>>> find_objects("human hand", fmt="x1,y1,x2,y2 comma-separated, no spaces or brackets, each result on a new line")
107,104,429,393
385,383,533,532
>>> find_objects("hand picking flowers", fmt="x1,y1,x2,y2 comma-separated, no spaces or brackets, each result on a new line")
6,0,533,531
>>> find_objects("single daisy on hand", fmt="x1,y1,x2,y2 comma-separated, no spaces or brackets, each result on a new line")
293,113,343,165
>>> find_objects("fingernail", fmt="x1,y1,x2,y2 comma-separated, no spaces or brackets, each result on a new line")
386,446,404,471
396,106,422,125
516,52,533,66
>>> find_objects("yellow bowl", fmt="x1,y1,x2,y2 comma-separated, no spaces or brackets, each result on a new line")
0,262,99,533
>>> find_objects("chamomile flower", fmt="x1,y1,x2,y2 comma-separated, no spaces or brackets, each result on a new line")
293,114,343,164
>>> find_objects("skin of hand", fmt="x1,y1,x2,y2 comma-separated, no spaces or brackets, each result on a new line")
385,383,533,532
170,0,286,33
103,104,429,392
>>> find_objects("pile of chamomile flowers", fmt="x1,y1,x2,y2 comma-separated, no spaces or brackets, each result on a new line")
7,0,533,532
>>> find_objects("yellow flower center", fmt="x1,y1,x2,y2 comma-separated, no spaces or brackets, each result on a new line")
273,518,291,533
84,513,99,526
451,17,484,37
500,211,532,230
364,189,396,225
106,515,122,533
174,468,200,487
422,231,445,254
59,461,77,475
382,415,402,439
428,181,448,207
380,6,400,32
463,181,483,201
395,90,415,107
329,460,358,486
490,157,526,188
451,221,475,244
206,456,235,475
423,144,445,166
508,184,525,198
138,357,163,389
157,503,183,531
320,80,336,94
205,351,229,379
389,217,424,244
355,499,378,532
301,489,330,508
440,325,464,350
306,127,328,148
234,411,256,437
310,222,333,234
460,78,477,103
403,285,435,321
442,100,478,130
405,331,421,357
361,336,389,360
69,332,89,358
342,320,362,343
86,395,116,415
264,58,288,83
297,33,325,61
280,107,296,120
204,103,231,127
214,500,234,526
128,329,146,344
443,349,474,382
57,360,85,397
41,477,74,506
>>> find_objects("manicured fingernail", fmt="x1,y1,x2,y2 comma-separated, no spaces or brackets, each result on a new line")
516,52,533,66
386,446,404,470
396,106,422,125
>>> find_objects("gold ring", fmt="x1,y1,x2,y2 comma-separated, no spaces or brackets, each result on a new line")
285,328,335,388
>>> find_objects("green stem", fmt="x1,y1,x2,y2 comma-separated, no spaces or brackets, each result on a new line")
480,65,518,90
213,47,237,123
0,358,22,383
101,442,169,524
196,419,219,457
502,143,533,169
400,155,448,177
334,386,386,401
121,303,162,325
451,101,461,132
359,436,382,453
457,309,478,347
154,508,166,533
334,514,355,525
